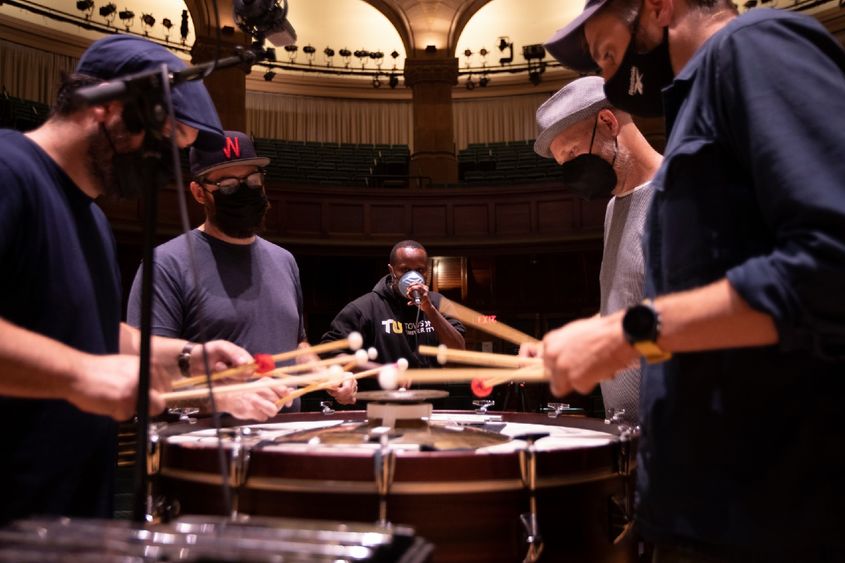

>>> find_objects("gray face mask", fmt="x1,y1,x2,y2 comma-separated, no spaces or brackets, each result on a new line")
556,114,618,200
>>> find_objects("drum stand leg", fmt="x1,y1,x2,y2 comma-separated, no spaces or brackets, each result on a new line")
373,432,396,528
518,433,547,563
229,427,252,519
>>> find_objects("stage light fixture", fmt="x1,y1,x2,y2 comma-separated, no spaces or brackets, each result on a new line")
76,0,94,17
372,76,381,88
265,47,277,61
99,3,116,21
528,69,542,85
118,9,134,29
425,45,437,54
479,75,489,87
479,48,488,57
284,44,298,61
180,9,189,44
161,17,172,30
465,76,475,90
390,50,400,59
141,13,155,34
388,74,399,89
497,36,513,65
463,49,472,58
303,44,316,64
522,44,546,61
263,70,276,81
339,48,352,67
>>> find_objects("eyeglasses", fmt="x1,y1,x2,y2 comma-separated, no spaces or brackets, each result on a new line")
198,171,265,195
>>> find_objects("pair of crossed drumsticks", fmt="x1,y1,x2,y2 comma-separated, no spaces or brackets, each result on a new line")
161,297,548,405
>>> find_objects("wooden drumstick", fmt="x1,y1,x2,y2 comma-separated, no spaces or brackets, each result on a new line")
162,370,348,403
437,297,539,345
418,345,542,368
172,332,364,390
274,362,387,407
399,367,547,385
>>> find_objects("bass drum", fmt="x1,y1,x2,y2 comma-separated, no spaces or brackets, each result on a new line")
155,411,637,563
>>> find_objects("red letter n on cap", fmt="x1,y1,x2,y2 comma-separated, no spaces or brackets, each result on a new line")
222,136,240,160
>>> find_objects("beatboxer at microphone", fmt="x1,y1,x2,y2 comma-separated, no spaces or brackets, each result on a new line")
321,240,465,372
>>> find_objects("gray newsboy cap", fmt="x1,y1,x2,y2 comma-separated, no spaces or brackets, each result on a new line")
534,76,611,159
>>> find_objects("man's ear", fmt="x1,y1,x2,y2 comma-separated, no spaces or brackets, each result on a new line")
650,0,674,28
640,0,673,40
189,181,207,205
388,264,395,278
598,108,620,137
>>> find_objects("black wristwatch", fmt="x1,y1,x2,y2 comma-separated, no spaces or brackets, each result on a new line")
622,300,671,364
178,342,196,376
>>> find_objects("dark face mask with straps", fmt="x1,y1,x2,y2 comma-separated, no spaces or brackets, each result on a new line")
603,14,674,118
556,113,618,200
202,174,269,239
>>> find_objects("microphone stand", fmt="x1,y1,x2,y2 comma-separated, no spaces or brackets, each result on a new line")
72,43,270,524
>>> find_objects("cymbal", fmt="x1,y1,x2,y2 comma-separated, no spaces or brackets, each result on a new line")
356,389,449,402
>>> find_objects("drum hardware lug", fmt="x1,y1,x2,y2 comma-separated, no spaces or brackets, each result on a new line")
149,495,181,524
517,433,547,563
519,512,544,563
145,422,167,523
472,399,495,414
608,493,634,545
604,407,628,425
373,434,396,527
542,402,570,418
168,407,200,424
230,427,252,518
320,400,336,415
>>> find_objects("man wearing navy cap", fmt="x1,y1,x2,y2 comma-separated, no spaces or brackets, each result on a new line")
127,131,357,416
541,0,845,559
0,36,256,522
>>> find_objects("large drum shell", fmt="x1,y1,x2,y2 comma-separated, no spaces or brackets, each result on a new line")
157,411,637,563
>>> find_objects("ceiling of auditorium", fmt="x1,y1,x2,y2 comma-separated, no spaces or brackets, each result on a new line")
0,0,579,64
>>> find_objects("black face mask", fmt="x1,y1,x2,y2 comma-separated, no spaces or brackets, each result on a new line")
209,183,269,239
603,24,674,118
557,115,618,200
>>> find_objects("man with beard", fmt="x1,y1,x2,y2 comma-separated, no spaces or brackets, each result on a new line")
321,240,465,371
0,36,259,523
127,131,356,415
521,76,661,424
538,0,845,558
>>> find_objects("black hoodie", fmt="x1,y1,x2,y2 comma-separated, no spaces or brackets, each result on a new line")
321,274,465,368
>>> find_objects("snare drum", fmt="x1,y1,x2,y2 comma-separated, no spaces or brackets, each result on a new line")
155,411,637,563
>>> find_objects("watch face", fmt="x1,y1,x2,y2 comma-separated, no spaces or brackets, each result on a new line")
623,304,657,341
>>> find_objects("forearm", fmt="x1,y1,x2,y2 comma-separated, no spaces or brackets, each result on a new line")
422,305,465,350
120,322,186,378
653,278,779,353
0,318,86,400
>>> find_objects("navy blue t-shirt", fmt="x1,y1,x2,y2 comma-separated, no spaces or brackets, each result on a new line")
0,130,121,522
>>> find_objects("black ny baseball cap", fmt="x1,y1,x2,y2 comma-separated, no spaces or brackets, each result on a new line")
189,130,270,178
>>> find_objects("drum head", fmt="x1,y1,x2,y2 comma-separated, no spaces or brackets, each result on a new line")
356,389,448,402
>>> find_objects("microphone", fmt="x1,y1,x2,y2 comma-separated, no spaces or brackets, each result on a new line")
398,271,426,306
233,0,297,47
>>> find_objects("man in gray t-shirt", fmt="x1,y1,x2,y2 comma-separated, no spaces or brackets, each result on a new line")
528,77,662,424
128,131,356,419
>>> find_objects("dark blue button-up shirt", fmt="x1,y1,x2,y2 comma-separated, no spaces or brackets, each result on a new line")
639,9,845,557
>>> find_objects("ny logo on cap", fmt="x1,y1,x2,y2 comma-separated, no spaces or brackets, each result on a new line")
223,136,241,160
628,67,644,96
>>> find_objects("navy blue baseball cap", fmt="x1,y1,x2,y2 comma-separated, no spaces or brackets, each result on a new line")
189,130,270,178
545,0,608,73
76,35,225,150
